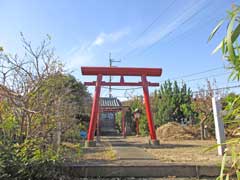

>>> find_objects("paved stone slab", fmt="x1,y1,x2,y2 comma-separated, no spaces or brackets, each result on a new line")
114,147,156,160
105,136,156,160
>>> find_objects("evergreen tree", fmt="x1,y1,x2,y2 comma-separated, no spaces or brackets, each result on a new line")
153,80,194,126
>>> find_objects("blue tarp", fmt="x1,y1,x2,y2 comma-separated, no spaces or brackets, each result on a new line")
80,131,87,139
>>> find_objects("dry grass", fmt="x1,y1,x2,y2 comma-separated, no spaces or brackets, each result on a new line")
125,136,223,165
60,141,116,162
80,141,116,160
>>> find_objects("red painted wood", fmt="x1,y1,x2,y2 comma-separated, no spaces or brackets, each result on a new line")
141,75,157,140
81,66,162,76
84,81,159,87
87,75,102,141
82,66,161,142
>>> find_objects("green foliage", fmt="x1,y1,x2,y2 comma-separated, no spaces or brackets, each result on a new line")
153,80,194,126
209,5,240,179
209,5,240,80
123,97,148,136
222,93,240,132
62,123,85,142
139,115,148,136
0,139,62,179
130,97,148,135
0,36,89,179
115,112,122,133
60,142,82,162
0,100,19,141
27,73,90,142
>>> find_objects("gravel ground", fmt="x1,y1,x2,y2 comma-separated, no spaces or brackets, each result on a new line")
124,136,223,165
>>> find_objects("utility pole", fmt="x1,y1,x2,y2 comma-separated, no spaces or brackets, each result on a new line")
109,52,121,97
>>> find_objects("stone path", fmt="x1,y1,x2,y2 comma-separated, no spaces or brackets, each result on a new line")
104,136,156,160
69,136,221,178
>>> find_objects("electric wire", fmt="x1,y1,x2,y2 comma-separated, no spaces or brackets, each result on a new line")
180,72,230,83
132,0,177,43
129,0,213,58
100,70,230,92
101,86,142,91
121,0,177,59
159,66,225,83
192,84,240,94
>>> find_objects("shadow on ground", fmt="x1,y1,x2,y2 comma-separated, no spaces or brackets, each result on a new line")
109,140,199,149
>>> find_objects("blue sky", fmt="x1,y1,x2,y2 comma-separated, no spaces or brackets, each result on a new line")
1,0,240,99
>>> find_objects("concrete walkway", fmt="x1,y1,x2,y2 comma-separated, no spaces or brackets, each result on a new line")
64,136,221,178
105,136,156,160
67,136,220,177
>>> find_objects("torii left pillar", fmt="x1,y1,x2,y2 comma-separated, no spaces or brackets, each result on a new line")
85,75,102,147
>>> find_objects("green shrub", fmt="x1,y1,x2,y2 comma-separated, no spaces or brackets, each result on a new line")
0,139,63,180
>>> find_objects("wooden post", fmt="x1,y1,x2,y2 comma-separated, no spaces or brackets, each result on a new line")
212,96,226,156
122,109,126,138
135,118,139,136
96,111,100,143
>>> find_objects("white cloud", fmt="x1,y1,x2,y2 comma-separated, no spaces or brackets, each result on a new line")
65,43,95,71
65,27,130,70
92,28,130,46
93,34,105,46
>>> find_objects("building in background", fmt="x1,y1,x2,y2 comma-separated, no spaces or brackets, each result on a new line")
99,97,122,135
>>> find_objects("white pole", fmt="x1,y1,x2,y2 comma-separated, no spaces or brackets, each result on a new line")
212,96,226,156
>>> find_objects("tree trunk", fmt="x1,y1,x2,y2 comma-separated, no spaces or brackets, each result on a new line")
55,99,61,152
56,121,61,149
200,122,205,140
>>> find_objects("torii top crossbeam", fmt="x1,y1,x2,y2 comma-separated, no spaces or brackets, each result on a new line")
81,66,162,146
81,66,162,76
82,66,162,87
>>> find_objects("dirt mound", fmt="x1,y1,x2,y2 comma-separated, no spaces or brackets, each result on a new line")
156,122,199,140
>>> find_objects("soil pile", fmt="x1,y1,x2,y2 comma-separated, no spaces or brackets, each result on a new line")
156,122,199,140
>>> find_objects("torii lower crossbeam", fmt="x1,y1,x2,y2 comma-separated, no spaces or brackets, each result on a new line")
81,66,162,147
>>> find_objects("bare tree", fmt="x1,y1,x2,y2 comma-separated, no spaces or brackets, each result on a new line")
193,80,224,139
0,34,63,142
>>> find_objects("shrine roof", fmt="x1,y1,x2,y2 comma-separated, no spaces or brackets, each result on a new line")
100,97,122,108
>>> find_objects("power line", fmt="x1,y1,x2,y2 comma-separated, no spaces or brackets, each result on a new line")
159,0,228,50
164,13,220,46
100,70,229,91
192,84,240,94
133,0,213,58
134,0,177,43
160,66,225,82
102,86,142,91
179,72,230,83
121,0,177,59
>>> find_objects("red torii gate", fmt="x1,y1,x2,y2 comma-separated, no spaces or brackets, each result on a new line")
81,66,162,146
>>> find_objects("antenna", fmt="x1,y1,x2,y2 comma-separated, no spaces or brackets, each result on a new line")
109,52,121,97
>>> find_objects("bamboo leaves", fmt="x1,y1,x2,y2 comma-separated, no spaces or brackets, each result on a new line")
209,6,240,80
208,19,224,42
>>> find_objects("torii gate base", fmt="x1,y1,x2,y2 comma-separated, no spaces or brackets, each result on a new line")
81,67,162,147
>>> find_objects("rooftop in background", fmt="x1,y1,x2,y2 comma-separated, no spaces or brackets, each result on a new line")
100,97,122,112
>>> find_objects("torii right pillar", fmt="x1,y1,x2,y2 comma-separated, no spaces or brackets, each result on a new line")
142,75,159,145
